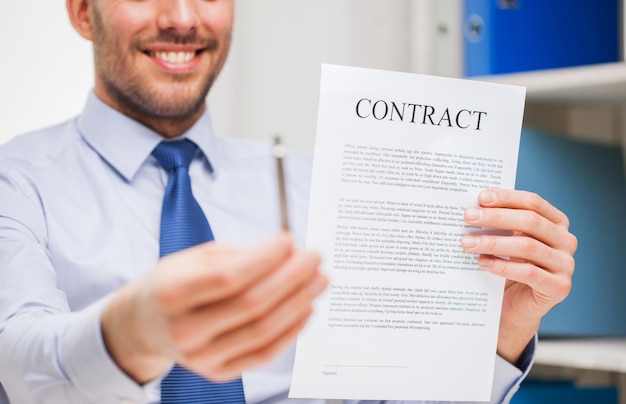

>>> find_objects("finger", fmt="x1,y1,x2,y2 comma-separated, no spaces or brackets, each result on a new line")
462,234,576,277
202,314,312,380
192,273,327,367
183,276,325,375
156,233,294,313
477,189,570,228
475,255,572,304
168,251,323,351
464,205,577,254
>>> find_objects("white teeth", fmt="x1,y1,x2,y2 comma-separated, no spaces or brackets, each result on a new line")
153,51,195,64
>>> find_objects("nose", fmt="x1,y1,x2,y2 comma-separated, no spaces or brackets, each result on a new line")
156,0,199,34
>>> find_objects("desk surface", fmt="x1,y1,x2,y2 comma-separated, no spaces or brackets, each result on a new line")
536,338,626,373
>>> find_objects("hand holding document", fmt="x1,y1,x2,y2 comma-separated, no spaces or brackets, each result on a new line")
290,64,526,401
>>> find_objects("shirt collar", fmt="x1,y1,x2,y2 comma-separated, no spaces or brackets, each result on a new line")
77,91,220,182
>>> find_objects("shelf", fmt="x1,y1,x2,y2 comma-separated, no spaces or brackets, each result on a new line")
533,338,626,404
536,338,626,373
477,62,626,104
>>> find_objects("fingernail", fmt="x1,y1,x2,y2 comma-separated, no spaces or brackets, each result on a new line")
478,256,493,267
303,251,322,267
462,235,480,249
310,275,329,294
465,207,483,222
479,190,497,204
264,233,292,250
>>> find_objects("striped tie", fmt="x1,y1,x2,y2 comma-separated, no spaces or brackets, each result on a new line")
152,139,245,404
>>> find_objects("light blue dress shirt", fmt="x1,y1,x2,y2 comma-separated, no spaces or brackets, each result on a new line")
0,93,531,403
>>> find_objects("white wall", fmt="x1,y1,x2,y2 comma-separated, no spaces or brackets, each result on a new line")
1,1,420,154
217,0,412,153
0,1,94,143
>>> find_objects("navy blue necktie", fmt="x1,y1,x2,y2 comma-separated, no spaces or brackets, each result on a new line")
152,139,246,404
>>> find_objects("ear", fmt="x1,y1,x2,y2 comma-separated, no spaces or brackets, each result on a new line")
66,0,94,41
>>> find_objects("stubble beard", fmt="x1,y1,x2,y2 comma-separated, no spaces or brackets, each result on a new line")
98,60,216,122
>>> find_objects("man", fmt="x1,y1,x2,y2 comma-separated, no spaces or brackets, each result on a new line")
0,0,577,403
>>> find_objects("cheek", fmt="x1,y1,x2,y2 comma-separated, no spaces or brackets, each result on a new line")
202,2,235,38
108,3,155,41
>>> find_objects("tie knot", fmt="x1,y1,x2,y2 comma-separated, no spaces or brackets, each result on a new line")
152,139,198,171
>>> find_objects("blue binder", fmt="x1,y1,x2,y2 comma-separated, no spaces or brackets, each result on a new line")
515,128,626,337
464,0,620,76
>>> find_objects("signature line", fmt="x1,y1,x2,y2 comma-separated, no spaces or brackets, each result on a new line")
323,365,407,369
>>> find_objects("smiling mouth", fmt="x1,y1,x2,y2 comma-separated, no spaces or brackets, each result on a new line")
147,50,200,64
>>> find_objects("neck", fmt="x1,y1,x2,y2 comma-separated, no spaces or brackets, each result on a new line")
123,105,206,139
93,87,206,138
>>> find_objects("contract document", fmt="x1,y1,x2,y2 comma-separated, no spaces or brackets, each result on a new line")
289,64,526,402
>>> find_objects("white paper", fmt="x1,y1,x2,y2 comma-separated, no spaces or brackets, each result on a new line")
289,64,526,402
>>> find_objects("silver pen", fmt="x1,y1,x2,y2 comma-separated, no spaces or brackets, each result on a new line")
273,135,290,231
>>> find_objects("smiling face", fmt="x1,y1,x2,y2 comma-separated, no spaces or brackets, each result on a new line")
69,0,234,137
